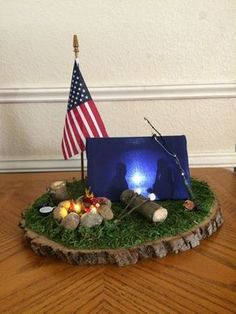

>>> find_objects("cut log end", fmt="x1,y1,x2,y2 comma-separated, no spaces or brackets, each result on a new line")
153,207,168,223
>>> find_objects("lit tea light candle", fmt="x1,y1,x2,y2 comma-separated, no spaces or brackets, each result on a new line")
49,181,69,203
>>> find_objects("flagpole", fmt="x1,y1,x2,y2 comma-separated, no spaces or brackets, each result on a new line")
73,34,85,181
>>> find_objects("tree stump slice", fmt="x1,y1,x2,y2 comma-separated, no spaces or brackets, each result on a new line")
20,201,223,266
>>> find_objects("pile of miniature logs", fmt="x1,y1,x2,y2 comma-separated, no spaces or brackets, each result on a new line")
53,189,113,230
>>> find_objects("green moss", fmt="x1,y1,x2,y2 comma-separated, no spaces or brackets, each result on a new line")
24,178,215,250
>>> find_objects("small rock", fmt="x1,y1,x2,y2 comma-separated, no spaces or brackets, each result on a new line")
61,213,80,230
53,206,68,222
97,197,112,208
80,212,103,228
97,204,114,220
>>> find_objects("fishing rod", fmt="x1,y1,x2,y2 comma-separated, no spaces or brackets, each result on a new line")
144,117,200,210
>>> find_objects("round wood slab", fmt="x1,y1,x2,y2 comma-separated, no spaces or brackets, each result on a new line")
20,201,223,266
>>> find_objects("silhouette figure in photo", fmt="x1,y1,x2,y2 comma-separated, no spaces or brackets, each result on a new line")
109,162,129,200
151,158,175,200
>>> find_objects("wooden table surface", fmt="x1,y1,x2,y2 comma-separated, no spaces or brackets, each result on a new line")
0,168,235,313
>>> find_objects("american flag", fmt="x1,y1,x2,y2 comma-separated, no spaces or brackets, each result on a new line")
62,60,108,159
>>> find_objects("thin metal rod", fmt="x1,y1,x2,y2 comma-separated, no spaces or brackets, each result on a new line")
144,117,162,138
144,117,199,208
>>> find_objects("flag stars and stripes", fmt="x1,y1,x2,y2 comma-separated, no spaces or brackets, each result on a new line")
62,60,108,159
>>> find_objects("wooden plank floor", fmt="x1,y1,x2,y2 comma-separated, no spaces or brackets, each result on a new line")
0,168,235,313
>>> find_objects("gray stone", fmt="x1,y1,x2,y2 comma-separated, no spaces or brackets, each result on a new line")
97,204,114,220
97,197,112,208
80,212,103,228
61,213,80,230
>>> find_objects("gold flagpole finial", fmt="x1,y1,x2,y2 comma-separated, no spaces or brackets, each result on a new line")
73,34,79,58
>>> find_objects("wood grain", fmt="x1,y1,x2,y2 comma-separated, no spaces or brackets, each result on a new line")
0,168,236,313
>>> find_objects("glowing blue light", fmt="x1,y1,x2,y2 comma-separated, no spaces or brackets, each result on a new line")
131,172,145,185
134,187,142,195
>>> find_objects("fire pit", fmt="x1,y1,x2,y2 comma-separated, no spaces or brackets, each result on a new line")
52,189,113,230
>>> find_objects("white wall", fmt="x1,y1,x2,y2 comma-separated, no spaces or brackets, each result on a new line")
0,0,236,171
